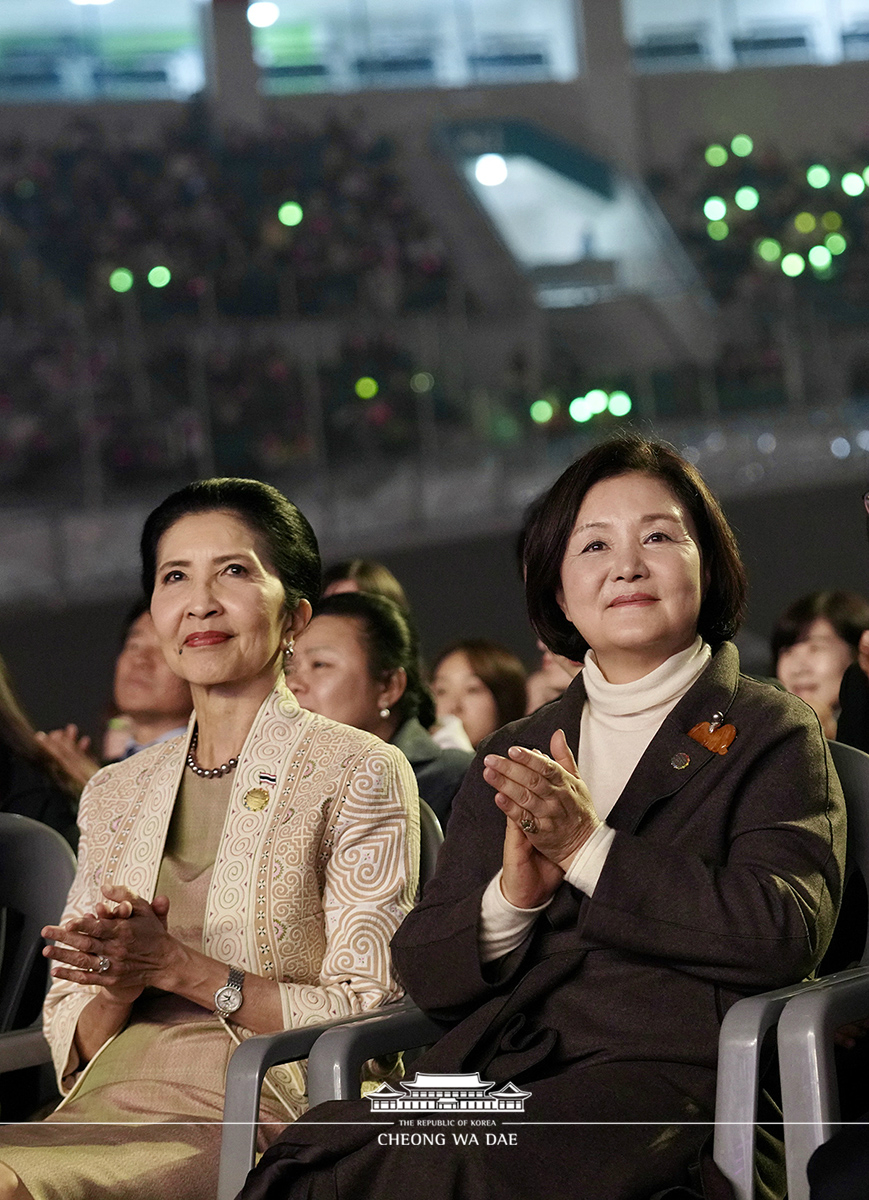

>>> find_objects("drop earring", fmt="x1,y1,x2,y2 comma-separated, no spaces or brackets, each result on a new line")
283,639,294,661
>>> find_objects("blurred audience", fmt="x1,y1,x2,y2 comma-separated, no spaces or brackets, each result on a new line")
525,640,582,714
321,558,409,611
0,653,78,846
288,592,471,827
431,638,527,749
771,590,869,738
37,600,192,787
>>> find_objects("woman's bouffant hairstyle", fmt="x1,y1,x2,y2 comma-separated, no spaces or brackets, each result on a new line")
432,639,527,729
321,558,409,612
140,478,321,610
313,592,435,728
523,434,747,660
771,590,869,670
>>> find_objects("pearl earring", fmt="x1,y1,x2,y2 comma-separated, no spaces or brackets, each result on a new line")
379,707,390,719
283,639,294,660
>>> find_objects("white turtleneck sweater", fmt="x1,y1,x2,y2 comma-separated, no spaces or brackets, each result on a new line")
479,637,712,962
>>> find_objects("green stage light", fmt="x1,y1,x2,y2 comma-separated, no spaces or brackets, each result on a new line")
608,392,632,417
756,238,781,262
278,202,303,226
806,165,831,188
704,144,728,167
781,253,805,277
707,221,729,240
109,268,134,293
148,266,171,288
735,186,759,210
354,377,379,399
703,196,727,221
731,135,753,157
530,399,554,424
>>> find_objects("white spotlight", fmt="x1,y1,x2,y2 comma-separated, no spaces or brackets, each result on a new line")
247,2,280,28
475,154,508,187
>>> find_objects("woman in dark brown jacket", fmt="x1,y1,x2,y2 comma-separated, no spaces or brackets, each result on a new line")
242,435,846,1200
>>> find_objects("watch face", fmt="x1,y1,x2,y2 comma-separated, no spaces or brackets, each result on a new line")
215,985,243,1014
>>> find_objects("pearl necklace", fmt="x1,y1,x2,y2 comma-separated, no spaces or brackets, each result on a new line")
186,732,239,779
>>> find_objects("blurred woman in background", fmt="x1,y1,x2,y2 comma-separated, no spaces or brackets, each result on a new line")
288,591,472,828
772,589,869,737
431,638,527,749
320,558,408,612
0,653,78,846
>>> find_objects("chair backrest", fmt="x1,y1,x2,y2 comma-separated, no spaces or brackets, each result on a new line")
418,799,444,892
0,813,76,1032
827,740,869,965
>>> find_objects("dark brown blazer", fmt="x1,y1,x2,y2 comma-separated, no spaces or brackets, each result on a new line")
391,641,847,1083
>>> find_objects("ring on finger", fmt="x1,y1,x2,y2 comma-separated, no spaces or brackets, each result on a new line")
519,810,538,835
97,955,111,974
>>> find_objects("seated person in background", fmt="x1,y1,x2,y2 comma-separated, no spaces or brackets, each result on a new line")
430,638,527,750
0,653,79,846
525,640,582,714
321,558,409,612
241,434,845,1200
36,601,193,788
288,591,471,829
771,589,869,738
0,476,418,1200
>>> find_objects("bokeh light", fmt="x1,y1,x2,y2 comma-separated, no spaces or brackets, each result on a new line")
807,165,831,188
794,212,816,234
705,144,728,167
410,372,434,393
586,389,609,414
731,135,753,157
247,2,280,28
109,268,134,293
808,245,833,270
530,398,554,424
707,221,729,241
569,396,592,423
703,196,727,221
607,391,632,417
278,201,303,227
735,186,759,211
756,238,781,262
756,433,776,454
821,211,842,231
781,253,805,277
475,154,508,187
842,172,865,196
147,266,171,288
831,437,851,459
825,233,847,255
354,377,379,399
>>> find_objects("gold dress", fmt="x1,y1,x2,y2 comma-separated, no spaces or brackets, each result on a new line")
0,773,289,1200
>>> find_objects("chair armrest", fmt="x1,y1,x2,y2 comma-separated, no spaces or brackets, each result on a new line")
713,978,829,1200
0,1025,52,1074
307,998,443,1104
777,966,869,1200
217,1001,436,1200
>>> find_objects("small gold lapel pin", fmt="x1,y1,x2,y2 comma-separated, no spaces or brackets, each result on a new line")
688,712,736,756
243,787,270,812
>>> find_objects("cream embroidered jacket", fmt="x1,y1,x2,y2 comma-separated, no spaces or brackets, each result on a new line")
43,680,420,1117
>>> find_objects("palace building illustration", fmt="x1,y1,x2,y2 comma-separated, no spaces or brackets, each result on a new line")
367,1072,531,1113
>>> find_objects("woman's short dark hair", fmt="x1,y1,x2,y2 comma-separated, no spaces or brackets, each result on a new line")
141,478,321,610
524,434,747,660
771,590,869,669
321,558,409,612
432,639,527,728
312,592,435,728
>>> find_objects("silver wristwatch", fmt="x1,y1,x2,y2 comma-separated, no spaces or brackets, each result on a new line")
214,966,245,1018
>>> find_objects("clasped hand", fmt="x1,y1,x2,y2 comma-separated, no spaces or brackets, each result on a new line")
483,729,599,909
43,885,176,1003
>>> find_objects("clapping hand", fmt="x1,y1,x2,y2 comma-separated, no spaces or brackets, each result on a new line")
43,885,176,1004
483,729,599,908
